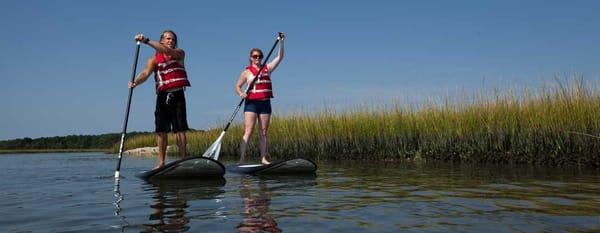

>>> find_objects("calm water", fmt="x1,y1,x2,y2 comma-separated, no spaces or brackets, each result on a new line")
0,153,599,233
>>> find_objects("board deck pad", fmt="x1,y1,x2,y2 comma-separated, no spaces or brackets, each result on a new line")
137,156,225,180
226,158,317,175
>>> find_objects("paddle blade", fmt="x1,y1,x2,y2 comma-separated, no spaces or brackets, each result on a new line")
202,131,226,160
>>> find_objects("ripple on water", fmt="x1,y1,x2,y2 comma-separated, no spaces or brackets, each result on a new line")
1,153,600,233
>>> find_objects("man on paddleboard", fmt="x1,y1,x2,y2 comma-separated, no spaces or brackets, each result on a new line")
128,30,191,169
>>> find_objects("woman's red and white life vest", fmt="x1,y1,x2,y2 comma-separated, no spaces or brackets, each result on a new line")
154,53,190,92
246,65,273,100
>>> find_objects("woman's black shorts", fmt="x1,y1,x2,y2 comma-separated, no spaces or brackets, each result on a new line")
244,99,272,114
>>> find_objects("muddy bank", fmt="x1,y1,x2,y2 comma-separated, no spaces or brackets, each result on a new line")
124,146,175,156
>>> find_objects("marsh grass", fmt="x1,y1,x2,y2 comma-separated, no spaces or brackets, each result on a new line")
118,78,600,166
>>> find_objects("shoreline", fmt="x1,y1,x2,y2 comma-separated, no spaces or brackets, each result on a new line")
0,146,172,156
0,149,108,154
122,146,175,156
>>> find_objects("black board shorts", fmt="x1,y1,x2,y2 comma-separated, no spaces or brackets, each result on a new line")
155,90,189,133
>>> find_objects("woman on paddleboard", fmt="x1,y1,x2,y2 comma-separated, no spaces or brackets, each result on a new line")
235,33,285,164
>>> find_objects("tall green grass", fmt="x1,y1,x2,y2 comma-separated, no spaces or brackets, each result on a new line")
117,78,600,166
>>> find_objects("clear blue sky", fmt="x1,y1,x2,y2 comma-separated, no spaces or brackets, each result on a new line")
1,0,600,140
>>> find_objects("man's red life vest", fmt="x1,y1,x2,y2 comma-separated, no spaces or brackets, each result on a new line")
246,66,273,100
154,53,190,92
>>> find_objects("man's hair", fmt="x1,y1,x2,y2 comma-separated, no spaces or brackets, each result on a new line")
160,30,178,48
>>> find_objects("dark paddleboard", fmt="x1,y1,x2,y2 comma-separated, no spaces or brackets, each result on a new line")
137,156,225,180
226,158,317,175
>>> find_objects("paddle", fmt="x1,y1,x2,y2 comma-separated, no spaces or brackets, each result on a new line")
114,41,142,179
202,32,283,160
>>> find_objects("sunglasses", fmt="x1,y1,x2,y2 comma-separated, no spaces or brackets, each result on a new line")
251,54,264,59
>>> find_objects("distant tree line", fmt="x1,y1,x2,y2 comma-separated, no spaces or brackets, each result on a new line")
0,132,150,150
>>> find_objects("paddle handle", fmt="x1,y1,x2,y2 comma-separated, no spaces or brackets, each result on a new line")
115,41,141,179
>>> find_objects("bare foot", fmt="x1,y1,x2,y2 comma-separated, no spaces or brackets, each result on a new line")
261,159,271,165
153,163,165,170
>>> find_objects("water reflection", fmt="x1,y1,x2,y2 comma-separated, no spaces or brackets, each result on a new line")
108,160,599,232
314,161,600,232
114,178,226,232
114,179,123,216
236,175,318,233
144,178,226,232
236,177,281,233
